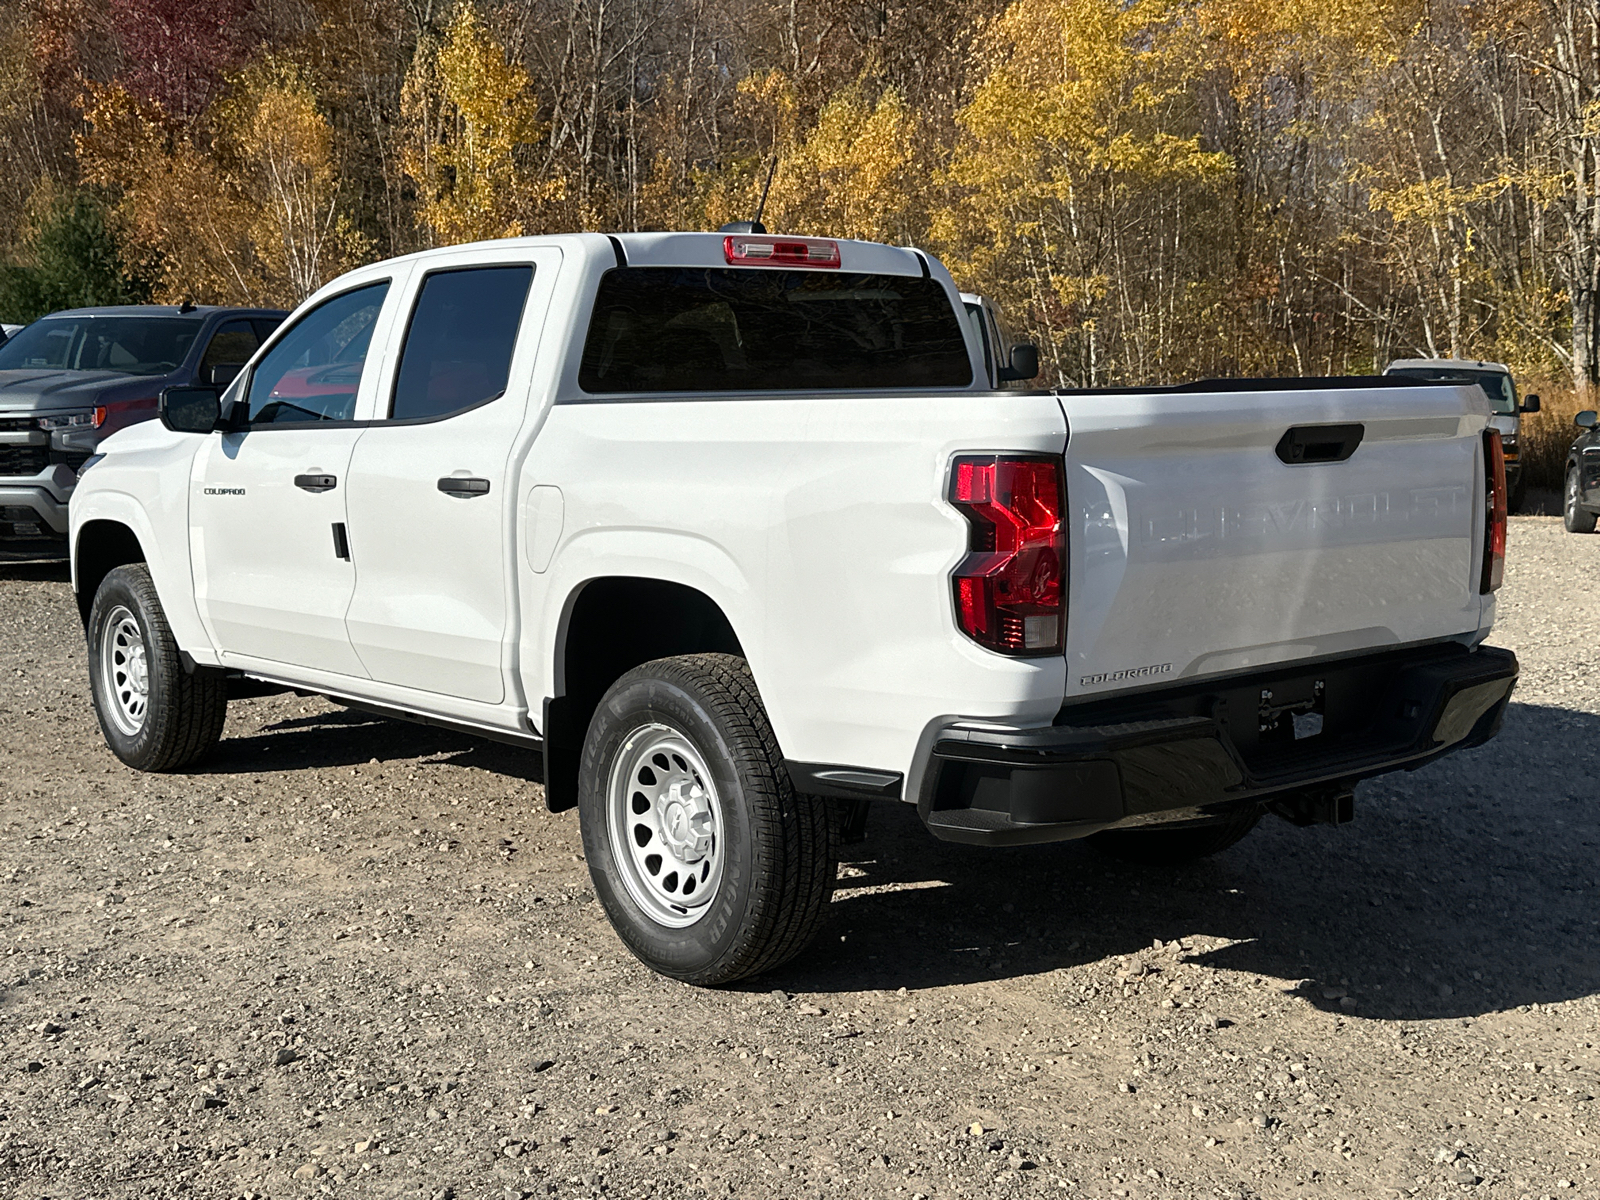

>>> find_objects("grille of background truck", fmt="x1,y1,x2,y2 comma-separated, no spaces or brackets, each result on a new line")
0,446,50,476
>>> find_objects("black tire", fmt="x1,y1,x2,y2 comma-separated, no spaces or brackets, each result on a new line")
87,564,228,771
1508,473,1526,515
577,653,836,985
1565,465,1597,533
1090,810,1260,866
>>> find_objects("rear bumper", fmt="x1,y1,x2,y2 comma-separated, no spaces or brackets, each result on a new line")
918,642,1518,845
0,463,76,536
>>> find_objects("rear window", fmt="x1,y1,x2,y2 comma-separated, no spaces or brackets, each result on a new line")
578,268,973,393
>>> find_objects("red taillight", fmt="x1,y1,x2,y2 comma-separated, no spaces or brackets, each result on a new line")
722,235,841,269
1482,430,1506,593
949,455,1065,654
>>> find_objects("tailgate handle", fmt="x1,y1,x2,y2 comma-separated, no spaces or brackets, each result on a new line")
1276,423,1364,465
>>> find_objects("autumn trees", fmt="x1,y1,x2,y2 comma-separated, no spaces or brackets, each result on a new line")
2,0,1599,392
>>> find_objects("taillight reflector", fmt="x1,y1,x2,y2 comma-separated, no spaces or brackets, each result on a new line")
723,235,841,269
949,455,1065,655
1482,430,1506,593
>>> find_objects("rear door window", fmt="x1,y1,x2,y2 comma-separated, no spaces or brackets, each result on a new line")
388,265,534,421
579,268,973,393
200,320,261,374
244,283,389,424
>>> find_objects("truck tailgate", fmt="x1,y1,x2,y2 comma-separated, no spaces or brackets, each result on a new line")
1059,382,1490,700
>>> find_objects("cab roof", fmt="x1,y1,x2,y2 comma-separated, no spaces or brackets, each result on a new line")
387,231,936,279
36,305,288,319
1386,357,1510,374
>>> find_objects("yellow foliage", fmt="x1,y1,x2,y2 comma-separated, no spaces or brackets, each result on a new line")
930,0,1231,382
401,2,560,246
704,73,924,243
223,59,370,301
78,83,258,303
0,14,36,120
79,64,366,308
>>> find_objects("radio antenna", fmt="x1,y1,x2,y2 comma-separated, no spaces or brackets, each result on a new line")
751,156,778,232
718,156,779,235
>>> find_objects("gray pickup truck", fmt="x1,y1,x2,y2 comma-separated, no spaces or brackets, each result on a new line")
0,304,284,555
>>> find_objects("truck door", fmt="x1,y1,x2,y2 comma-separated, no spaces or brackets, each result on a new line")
191,281,397,677
341,251,557,705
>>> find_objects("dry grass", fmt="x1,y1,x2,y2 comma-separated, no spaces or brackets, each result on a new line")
1517,381,1596,491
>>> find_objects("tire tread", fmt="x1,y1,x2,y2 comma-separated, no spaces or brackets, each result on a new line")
89,564,228,772
584,653,835,985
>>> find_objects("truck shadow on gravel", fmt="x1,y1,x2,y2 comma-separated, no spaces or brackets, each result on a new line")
205,705,547,784
100,688,1599,1023
0,559,70,582
775,700,1598,1024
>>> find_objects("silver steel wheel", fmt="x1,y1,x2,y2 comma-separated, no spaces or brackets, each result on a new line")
100,604,150,736
606,722,725,929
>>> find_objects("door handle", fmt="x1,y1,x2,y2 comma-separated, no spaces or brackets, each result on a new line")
295,473,338,492
438,476,491,497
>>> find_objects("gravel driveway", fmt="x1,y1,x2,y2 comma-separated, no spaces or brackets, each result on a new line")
1,516,1597,1200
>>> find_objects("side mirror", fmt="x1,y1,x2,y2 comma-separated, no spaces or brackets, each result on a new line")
997,343,1039,383
1521,394,1540,413
209,363,243,387
1576,410,1599,430
160,386,222,434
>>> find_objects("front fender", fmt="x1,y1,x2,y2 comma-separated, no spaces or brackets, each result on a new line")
71,487,216,665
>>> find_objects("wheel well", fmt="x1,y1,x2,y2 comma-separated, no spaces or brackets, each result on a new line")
74,521,147,627
543,577,745,812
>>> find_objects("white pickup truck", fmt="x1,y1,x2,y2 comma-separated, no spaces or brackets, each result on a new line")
70,231,1519,984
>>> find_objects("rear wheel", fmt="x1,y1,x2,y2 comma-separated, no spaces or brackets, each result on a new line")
1090,810,1260,866
87,564,228,771
1565,465,1597,533
577,654,836,985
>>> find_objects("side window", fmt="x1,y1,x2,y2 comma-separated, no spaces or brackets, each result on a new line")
244,283,389,425
200,320,261,375
389,266,534,421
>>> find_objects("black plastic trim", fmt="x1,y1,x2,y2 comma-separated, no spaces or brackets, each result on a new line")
786,761,904,800
335,696,545,752
919,643,1518,846
1053,375,1435,397
607,235,628,268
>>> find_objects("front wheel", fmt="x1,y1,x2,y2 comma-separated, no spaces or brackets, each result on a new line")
87,564,228,771
1565,465,1597,533
578,654,836,985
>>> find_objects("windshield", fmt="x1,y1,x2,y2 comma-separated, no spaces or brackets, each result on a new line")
580,268,973,392
1388,366,1517,414
0,316,204,377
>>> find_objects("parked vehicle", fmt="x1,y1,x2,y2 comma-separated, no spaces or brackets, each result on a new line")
1384,359,1538,511
0,323,21,346
960,292,1038,388
71,232,1518,985
0,304,285,555
1564,408,1600,533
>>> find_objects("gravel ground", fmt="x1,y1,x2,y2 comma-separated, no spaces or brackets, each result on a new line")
1,515,1597,1200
